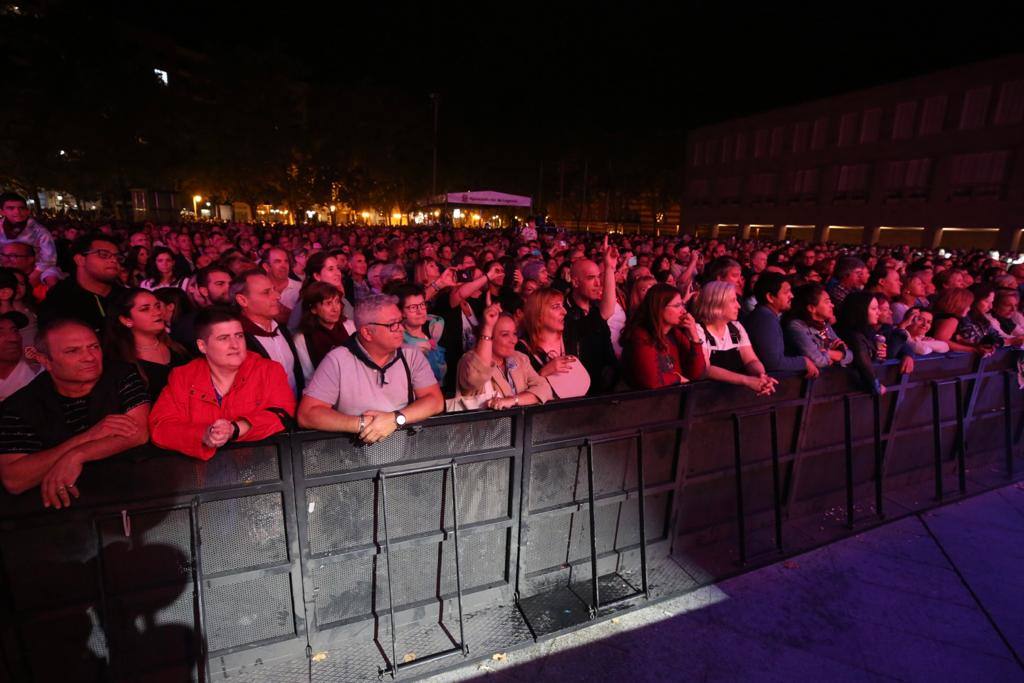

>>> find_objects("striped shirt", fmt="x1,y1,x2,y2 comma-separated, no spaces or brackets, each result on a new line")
0,370,149,454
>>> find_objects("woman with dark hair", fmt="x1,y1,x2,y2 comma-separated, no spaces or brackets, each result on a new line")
104,288,191,401
287,252,353,331
124,245,149,287
953,284,1003,353
931,287,994,355
621,284,706,389
293,282,355,382
140,246,187,291
153,287,193,332
784,283,851,368
834,291,886,395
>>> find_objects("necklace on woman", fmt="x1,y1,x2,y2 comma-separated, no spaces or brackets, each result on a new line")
135,339,162,351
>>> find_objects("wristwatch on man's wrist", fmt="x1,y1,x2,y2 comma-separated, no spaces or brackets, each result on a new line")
394,411,407,427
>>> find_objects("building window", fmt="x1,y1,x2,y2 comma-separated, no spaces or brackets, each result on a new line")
892,101,917,140
716,176,742,205
705,138,719,166
734,132,747,160
791,168,819,201
959,86,992,130
770,126,784,157
748,173,778,205
835,164,870,200
688,179,711,205
884,158,932,200
754,129,769,159
949,150,1010,198
994,80,1024,125
860,108,881,144
721,135,734,163
792,121,809,154
811,116,828,150
919,95,948,136
838,112,858,146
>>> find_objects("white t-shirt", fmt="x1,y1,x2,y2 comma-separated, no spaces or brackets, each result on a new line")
280,278,302,313
699,321,751,364
304,341,438,416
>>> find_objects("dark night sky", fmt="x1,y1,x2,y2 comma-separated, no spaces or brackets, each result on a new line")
17,1,1024,195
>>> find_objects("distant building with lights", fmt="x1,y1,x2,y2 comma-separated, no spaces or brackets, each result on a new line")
681,54,1024,251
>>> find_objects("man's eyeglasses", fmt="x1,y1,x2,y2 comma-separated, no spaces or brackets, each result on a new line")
403,303,427,312
83,249,121,261
366,320,404,332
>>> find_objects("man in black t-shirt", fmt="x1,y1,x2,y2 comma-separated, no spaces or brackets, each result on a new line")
0,320,150,509
564,237,620,395
38,232,123,333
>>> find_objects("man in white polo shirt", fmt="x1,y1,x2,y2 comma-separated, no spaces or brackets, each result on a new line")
298,294,443,444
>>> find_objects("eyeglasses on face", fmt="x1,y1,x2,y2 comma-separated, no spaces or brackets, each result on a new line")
366,320,404,332
83,249,121,261
403,303,427,312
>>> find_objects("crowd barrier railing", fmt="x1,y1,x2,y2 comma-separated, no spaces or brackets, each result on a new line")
0,349,1020,681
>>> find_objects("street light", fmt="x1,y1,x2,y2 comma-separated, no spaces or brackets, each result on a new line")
192,194,202,219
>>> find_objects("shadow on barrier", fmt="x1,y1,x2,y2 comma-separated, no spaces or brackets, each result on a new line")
0,350,1020,681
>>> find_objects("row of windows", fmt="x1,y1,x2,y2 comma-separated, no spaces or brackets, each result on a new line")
691,80,1024,167
687,151,1012,205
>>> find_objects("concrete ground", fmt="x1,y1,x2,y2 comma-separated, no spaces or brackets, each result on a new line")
428,484,1024,682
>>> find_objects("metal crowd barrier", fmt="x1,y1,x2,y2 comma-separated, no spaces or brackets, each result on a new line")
0,350,1021,682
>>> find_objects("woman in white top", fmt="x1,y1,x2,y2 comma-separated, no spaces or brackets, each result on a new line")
140,246,186,291
693,280,777,396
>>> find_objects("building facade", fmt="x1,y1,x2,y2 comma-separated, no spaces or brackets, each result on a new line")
682,55,1024,251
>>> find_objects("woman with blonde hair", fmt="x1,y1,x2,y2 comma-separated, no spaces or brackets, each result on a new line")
693,280,776,395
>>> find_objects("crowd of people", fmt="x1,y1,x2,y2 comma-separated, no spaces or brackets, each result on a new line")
0,190,1022,510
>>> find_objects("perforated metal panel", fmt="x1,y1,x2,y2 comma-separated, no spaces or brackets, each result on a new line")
457,458,511,524
531,394,680,443
100,509,193,594
205,572,296,652
199,493,288,574
311,554,376,626
307,479,376,554
302,417,513,476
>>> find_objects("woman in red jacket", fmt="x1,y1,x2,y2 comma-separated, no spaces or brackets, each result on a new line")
621,283,707,389
149,307,296,460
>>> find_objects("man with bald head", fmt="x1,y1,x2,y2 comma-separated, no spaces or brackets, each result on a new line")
564,237,620,394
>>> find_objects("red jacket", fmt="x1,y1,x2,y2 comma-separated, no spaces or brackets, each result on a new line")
622,326,707,389
149,354,296,460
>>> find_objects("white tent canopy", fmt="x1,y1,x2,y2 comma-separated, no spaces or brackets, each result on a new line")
431,190,532,208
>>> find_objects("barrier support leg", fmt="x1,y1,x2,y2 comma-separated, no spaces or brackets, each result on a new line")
873,394,884,519
1006,371,1015,479
732,415,747,565
770,409,783,551
932,382,944,502
955,379,966,495
584,441,601,617
844,396,854,530
635,432,650,599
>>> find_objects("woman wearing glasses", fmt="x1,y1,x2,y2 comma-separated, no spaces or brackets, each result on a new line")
390,283,447,384
621,283,706,389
